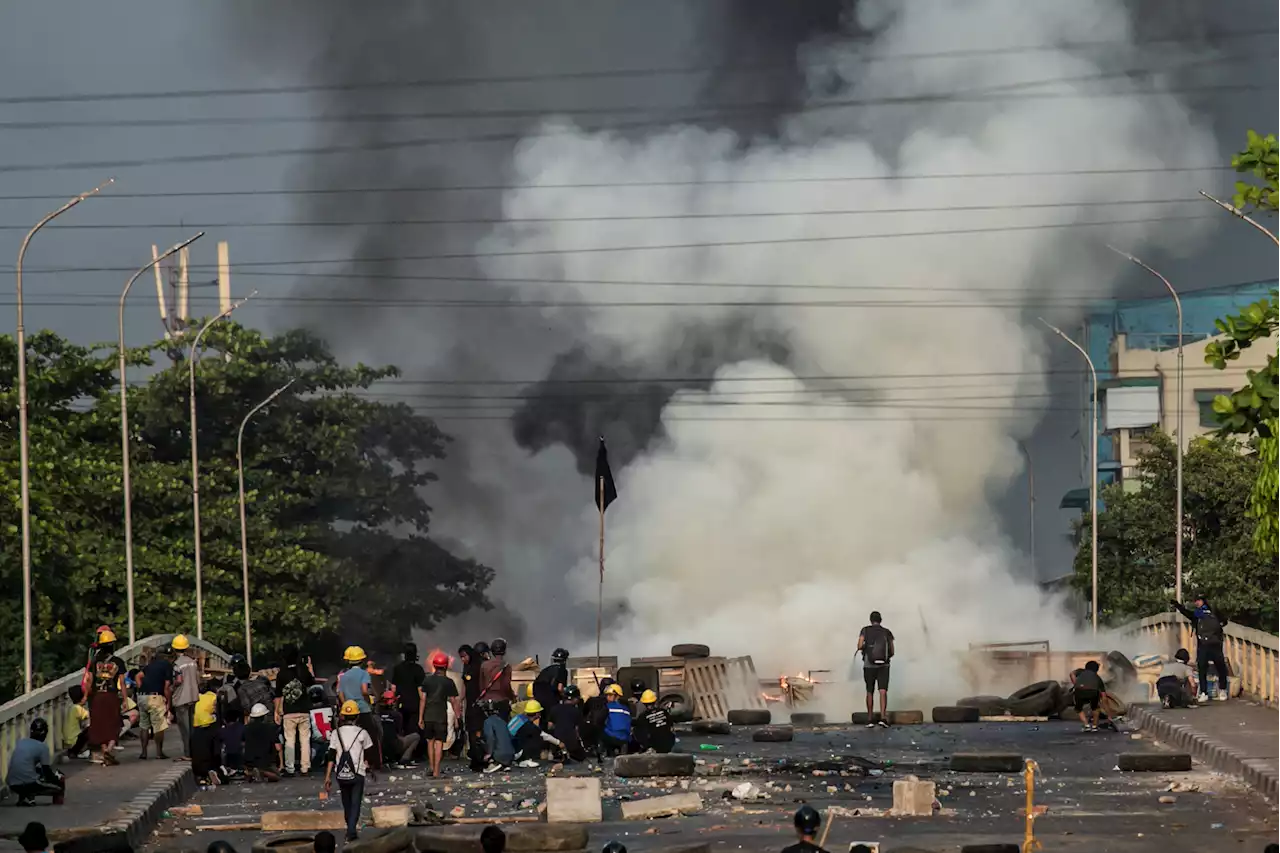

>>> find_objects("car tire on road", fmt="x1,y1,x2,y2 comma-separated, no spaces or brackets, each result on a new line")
752,725,794,742
671,643,711,658
727,709,771,726
1005,680,1061,716
252,835,318,853
692,720,731,735
412,824,589,853
850,712,884,725
660,689,695,723
956,695,1009,716
790,712,826,726
932,705,980,723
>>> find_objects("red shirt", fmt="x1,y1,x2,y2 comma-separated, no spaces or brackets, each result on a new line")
478,658,514,701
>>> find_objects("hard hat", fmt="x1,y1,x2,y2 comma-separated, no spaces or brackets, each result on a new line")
340,700,361,717
629,678,646,693
523,699,544,714
794,804,821,835
490,638,508,656
170,634,190,651
249,703,270,719
381,690,397,704
473,641,491,658
640,690,658,704
343,645,366,663
552,647,569,663
564,685,582,700
431,651,450,669
602,842,627,853
97,629,117,644
604,683,624,697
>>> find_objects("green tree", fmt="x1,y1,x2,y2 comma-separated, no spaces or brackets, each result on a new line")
1074,431,1277,631
0,324,493,701
1230,129,1278,215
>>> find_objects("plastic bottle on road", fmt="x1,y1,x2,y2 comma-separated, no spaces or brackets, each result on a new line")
699,744,723,751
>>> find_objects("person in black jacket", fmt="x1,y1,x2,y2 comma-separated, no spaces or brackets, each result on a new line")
545,686,588,762
1172,596,1230,701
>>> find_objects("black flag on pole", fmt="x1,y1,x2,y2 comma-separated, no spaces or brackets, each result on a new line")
594,437,618,512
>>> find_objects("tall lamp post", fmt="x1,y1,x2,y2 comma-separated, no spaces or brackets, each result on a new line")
236,379,295,668
189,293,254,639
15,178,113,694
1018,441,1036,579
1107,246,1184,603
119,233,204,646
1040,318,1099,635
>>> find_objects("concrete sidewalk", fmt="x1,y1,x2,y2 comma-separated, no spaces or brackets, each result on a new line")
1129,699,1278,798
0,751,194,851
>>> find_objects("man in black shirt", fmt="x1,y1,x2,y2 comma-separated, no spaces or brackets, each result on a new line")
632,690,675,754
243,703,281,781
275,646,316,776
780,805,828,853
531,648,569,712
137,650,175,759
1072,660,1107,732
545,686,587,762
391,643,426,748
856,611,894,728
421,652,459,778
1172,596,1231,702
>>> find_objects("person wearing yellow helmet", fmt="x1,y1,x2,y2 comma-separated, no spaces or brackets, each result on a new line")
170,634,201,760
632,690,675,754
337,645,382,771
601,683,632,757
86,631,126,765
324,700,376,841
508,699,564,768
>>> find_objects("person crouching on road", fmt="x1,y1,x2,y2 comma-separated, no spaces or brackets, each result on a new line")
5,719,65,806
1156,649,1197,709
481,700,516,773
546,685,588,763
781,805,828,853
632,690,675,754
377,690,421,769
243,703,282,782
324,700,376,842
581,678,615,759
63,685,90,760
509,700,564,768
190,690,227,786
1073,660,1108,732
601,684,632,757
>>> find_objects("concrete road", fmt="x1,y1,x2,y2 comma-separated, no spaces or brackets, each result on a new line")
143,719,1278,852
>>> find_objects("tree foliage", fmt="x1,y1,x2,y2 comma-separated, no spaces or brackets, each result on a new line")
1,324,492,700
1074,431,1277,632
1230,129,1278,214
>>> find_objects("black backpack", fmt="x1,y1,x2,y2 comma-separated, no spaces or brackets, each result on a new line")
1196,611,1224,644
333,728,359,783
863,626,891,664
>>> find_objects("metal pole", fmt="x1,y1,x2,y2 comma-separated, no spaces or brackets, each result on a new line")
15,178,112,693
119,234,204,647
1040,318,1099,634
597,476,605,667
236,380,294,668
1107,248,1184,602
189,293,254,640
1018,441,1036,579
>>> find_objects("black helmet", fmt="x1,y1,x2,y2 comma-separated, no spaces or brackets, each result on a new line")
564,684,581,700
29,718,49,741
599,677,616,691
491,638,508,656
552,647,569,663
794,804,821,835
479,699,496,715
630,677,646,694
308,684,327,702
473,641,491,658
230,653,250,678
602,843,627,853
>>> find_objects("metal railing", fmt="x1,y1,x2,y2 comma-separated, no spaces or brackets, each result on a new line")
1119,612,1279,706
0,634,233,785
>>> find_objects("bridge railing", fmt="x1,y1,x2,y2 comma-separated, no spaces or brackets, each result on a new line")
1119,612,1279,707
0,634,233,784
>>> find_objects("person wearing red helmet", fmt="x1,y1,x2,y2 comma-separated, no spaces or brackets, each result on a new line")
377,689,420,768
421,651,459,777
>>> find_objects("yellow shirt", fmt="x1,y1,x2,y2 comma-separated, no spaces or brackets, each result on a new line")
194,692,218,728
63,704,89,747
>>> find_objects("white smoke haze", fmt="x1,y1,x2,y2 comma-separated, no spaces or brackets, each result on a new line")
429,0,1222,703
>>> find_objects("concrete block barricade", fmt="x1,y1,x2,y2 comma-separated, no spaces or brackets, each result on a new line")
614,753,696,777
619,792,703,819
545,777,602,823
891,775,936,816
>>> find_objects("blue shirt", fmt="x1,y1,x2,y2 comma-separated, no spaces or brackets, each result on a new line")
483,715,515,766
337,667,372,713
6,738,50,787
604,700,632,741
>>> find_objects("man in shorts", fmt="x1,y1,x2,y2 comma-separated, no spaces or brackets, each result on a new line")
856,611,894,728
420,652,459,778
136,649,175,759
1073,660,1107,731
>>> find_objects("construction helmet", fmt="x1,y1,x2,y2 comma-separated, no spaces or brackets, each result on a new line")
473,641,491,658
340,700,361,717
629,678,646,694
490,638,508,656
343,645,366,663
431,651,450,669
794,804,821,835
602,842,627,853
97,629,117,644
640,690,658,704
170,634,190,651
604,683,624,697
307,684,326,703
552,648,569,663
564,685,582,700
523,699,544,714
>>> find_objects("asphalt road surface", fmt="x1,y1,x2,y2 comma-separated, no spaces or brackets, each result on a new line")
144,718,1278,852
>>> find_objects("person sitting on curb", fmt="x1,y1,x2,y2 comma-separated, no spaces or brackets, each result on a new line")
6,719,65,806
1156,648,1197,709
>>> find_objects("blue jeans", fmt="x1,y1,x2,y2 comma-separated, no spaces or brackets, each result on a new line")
339,776,365,839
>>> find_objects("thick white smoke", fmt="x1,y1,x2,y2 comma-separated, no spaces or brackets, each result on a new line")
453,0,1219,702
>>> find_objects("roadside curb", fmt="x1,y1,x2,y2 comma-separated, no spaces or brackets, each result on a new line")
55,764,195,853
1128,704,1277,800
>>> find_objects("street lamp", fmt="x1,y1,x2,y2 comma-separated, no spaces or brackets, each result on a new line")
15,178,112,694
236,379,295,668
1107,246,1184,603
119,233,204,646
1040,318,1099,635
189,292,254,640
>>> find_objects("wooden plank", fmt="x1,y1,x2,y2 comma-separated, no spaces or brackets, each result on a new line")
261,811,348,831
630,656,685,668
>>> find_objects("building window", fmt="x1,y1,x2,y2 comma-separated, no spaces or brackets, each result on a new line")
1196,389,1232,428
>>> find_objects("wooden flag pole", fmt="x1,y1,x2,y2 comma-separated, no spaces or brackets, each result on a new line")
597,475,605,666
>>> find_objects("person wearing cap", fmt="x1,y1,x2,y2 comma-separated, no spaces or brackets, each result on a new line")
478,638,515,721
170,634,200,759
338,646,382,770
632,690,675,754
418,651,459,776
243,703,282,782
86,629,126,765
6,719,65,806
324,700,376,841
18,822,51,853
275,645,316,777
781,805,828,852
601,684,632,757
377,690,421,768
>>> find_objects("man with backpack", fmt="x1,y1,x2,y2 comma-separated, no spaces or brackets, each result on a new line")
1172,596,1231,702
324,700,376,842
856,611,894,728
276,646,316,776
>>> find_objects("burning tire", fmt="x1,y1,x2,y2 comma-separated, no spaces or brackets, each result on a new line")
659,689,694,723
692,720,731,735
671,643,711,658
752,725,794,742
1005,680,1061,717
956,695,1008,716
932,705,980,723
789,712,826,726
727,709,771,726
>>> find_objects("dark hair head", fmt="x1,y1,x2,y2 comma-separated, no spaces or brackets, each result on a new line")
869,611,882,624
68,684,84,703
96,641,115,657
480,825,506,853
207,842,238,853
18,822,49,853
458,644,474,660
1174,648,1190,663
313,831,337,853
283,645,300,666
403,642,418,661
1085,660,1100,672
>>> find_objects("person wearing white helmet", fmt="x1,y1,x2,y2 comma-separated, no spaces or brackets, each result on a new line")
243,703,282,782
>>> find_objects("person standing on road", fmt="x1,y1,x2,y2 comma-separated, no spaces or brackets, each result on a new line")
275,645,316,777
391,643,426,755
324,700,376,842
856,611,894,728
780,805,828,853
338,646,382,770
170,635,200,759
479,638,515,721
137,646,176,760
1156,648,1197,709
421,651,460,777
1171,596,1231,702
532,647,570,712
86,631,126,765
